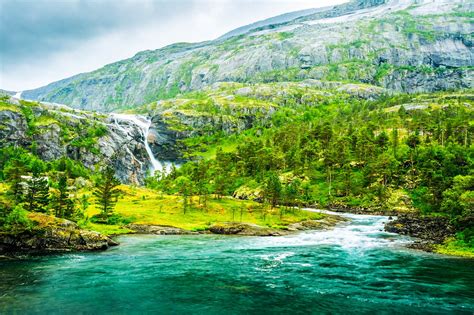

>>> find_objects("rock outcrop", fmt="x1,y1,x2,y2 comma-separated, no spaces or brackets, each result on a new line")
0,214,118,257
384,214,456,242
209,223,287,236
384,214,457,251
209,215,347,236
287,215,348,231
0,96,151,184
126,224,196,235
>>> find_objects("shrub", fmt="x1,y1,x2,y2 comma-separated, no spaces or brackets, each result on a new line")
4,205,31,231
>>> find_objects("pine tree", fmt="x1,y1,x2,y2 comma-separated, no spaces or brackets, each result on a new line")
264,172,282,208
25,175,50,213
78,194,90,220
52,174,75,219
391,128,399,158
176,176,191,214
93,166,121,219
5,159,26,204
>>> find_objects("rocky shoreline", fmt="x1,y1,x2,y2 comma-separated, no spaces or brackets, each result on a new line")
384,214,456,252
125,214,347,237
0,214,118,259
3,210,462,258
0,214,347,259
305,207,466,255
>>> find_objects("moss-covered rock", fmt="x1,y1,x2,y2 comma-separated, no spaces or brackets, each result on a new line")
125,224,196,235
0,213,118,257
209,222,286,236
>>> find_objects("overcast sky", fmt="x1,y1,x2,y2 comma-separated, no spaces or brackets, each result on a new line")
0,0,347,91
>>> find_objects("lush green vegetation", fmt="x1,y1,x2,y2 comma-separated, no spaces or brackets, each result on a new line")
144,87,473,256
0,147,321,236
0,85,472,257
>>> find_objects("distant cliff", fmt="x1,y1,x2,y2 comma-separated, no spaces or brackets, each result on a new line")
22,0,473,112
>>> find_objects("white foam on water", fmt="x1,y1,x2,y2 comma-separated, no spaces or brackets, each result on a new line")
252,209,411,251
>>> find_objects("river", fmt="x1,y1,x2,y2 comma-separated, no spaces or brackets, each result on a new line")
1,212,473,314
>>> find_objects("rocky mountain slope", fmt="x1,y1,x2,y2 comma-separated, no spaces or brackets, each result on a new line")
0,95,151,184
22,0,474,112
0,81,389,183
4,80,470,184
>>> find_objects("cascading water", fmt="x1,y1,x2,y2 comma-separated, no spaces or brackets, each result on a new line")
13,91,22,99
110,114,170,176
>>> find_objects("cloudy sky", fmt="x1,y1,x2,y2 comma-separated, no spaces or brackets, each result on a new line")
0,0,346,91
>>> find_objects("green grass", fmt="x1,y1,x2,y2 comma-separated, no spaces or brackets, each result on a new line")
86,185,324,234
1,182,324,236
0,101,21,113
195,140,239,160
435,238,474,258
34,116,59,127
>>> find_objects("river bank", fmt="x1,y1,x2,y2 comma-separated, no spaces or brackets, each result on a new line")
0,213,118,259
385,214,474,258
0,208,345,258
125,214,346,237
2,203,471,259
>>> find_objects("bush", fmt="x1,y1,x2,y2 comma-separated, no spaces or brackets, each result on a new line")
457,228,474,247
3,205,31,231
90,213,133,225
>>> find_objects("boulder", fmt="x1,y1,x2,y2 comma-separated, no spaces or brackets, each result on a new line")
384,214,456,243
287,215,348,231
0,214,118,257
125,224,196,235
209,222,287,236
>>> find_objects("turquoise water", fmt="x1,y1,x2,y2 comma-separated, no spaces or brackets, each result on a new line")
1,213,473,314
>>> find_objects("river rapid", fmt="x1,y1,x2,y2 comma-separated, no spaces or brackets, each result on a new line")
1,212,473,314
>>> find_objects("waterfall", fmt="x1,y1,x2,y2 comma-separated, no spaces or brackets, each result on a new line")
14,91,22,99
110,114,169,176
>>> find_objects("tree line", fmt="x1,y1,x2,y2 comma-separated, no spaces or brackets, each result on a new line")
148,93,473,244
1,148,122,229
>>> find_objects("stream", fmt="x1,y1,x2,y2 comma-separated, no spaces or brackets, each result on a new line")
1,212,473,314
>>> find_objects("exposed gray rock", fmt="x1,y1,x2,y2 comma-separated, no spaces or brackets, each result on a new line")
287,215,348,231
0,217,118,257
21,0,474,112
125,224,196,235
384,214,456,243
209,222,287,236
125,224,198,235
0,98,151,184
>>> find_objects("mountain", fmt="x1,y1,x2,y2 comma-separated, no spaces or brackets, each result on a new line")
22,0,474,112
1,1,473,258
0,89,16,96
218,6,332,40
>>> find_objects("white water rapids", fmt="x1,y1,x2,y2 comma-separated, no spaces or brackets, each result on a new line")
250,209,413,252
110,114,171,176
